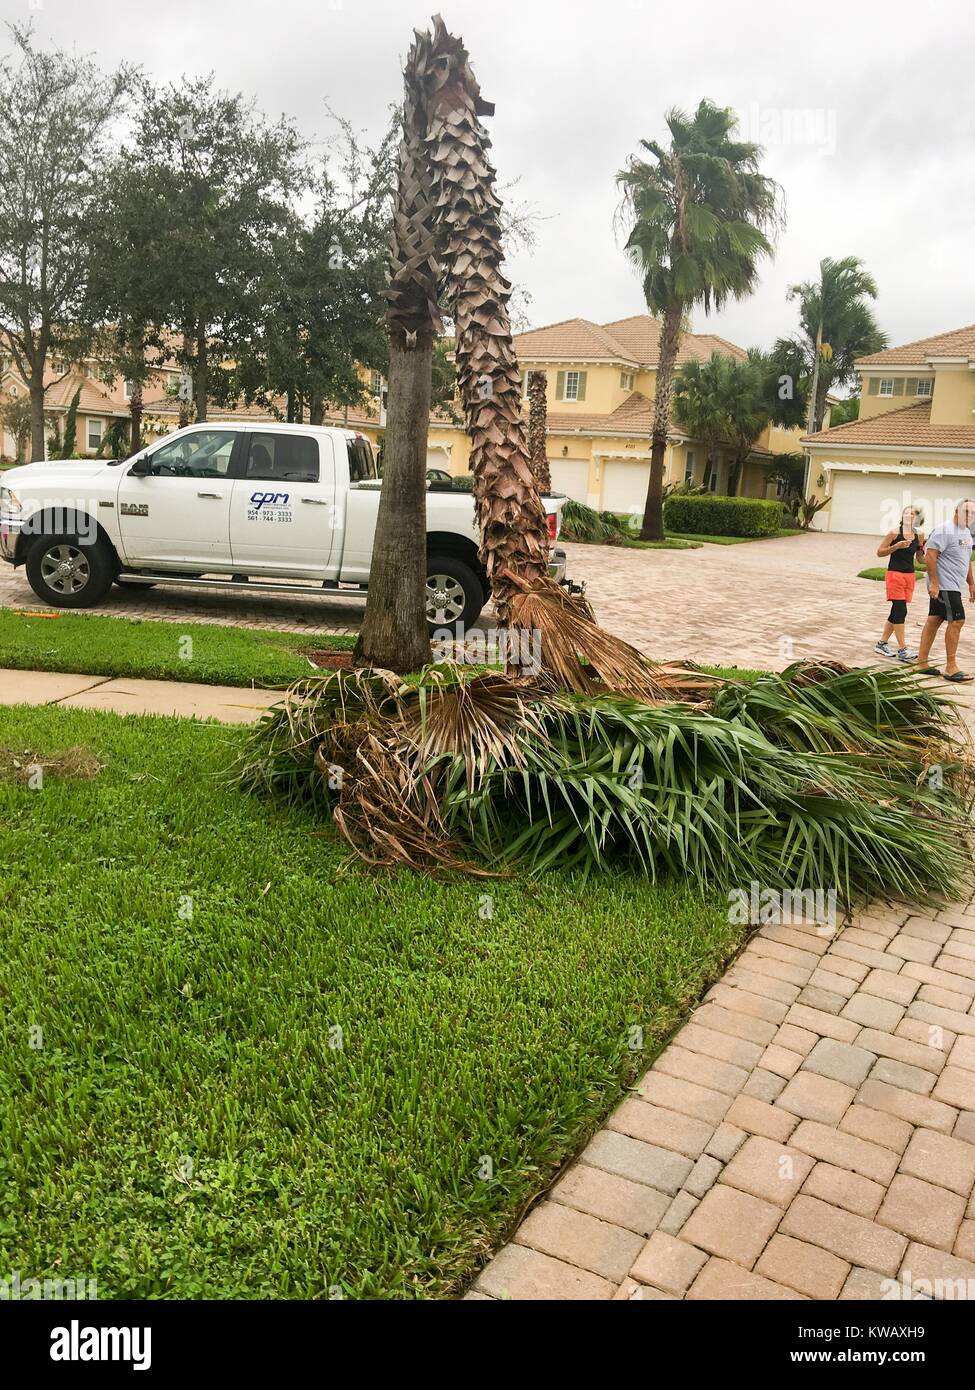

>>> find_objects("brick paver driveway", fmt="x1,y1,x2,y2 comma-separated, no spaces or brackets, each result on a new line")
0,531,925,672
472,902,975,1301
566,531,909,673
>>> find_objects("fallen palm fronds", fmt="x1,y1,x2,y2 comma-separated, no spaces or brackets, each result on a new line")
235,660,974,909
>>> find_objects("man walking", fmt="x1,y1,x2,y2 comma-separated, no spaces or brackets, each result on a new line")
917,498,975,682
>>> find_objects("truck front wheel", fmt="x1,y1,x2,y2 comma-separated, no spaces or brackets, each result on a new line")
25,533,116,608
425,554,485,634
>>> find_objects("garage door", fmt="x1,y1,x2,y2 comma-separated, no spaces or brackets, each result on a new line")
602,460,651,516
549,459,590,503
828,472,972,536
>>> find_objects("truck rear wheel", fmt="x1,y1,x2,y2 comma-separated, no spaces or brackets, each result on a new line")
425,554,485,634
26,533,116,608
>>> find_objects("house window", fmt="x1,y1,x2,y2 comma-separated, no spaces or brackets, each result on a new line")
878,378,895,397
564,371,581,400
87,418,104,451
620,371,634,391
684,449,695,483
915,379,933,397
370,370,382,395
124,380,134,400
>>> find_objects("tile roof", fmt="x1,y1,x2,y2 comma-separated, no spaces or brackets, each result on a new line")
856,325,975,367
513,314,748,369
44,373,127,416
804,400,975,450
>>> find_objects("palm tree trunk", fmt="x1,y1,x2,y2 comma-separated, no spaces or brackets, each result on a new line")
640,299,682,540
130,380,143,454
353,27,442,673
527,371,551,492
420,20,550,624
805,319,823,435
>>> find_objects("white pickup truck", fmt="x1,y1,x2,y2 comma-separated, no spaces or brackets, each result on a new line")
0,421,571,633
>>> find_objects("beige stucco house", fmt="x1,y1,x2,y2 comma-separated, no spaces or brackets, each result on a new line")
803,324,975,535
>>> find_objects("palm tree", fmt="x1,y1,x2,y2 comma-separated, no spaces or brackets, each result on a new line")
775,256,886,434
723,352,771,495
618,102,780,539
354,24,443,673
671,352,733,492
420,21,551,625
527,371,550,492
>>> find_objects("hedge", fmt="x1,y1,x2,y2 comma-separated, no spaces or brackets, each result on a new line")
664,493,782,538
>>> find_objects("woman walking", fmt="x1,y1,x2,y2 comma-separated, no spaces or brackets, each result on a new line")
875,506,925,661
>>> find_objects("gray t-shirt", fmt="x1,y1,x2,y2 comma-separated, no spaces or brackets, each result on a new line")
926,522,974,593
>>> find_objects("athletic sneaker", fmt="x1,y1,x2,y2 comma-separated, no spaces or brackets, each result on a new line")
874,641,897,657
897,648,918,662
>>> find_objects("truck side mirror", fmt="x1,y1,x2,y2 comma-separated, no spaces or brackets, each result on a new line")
128,453,150,477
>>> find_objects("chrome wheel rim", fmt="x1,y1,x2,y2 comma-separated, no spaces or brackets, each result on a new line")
425,573,466,624
40,543,90,596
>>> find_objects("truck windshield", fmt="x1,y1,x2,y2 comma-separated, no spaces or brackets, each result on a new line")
347,437,376,483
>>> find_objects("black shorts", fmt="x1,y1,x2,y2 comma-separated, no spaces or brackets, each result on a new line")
929,590,966,622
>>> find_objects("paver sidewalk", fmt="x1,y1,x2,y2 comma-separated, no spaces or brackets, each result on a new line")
472,902,975,1301
0,667,281,724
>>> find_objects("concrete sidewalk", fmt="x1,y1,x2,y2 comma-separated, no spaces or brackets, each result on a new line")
0,668,283,724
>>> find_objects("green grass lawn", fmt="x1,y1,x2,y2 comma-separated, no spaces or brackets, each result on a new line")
0,609,353,687
858,565,926,582
665,529,805,546
0,702,741,1300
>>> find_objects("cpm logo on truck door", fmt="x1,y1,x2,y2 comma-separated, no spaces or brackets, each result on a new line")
247,491,293,523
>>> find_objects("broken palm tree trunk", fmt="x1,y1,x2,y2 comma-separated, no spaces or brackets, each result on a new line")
418,17,661,696
527,370,551,493
353,28,445,674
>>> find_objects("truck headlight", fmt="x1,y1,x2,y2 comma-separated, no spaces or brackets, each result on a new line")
0,486,22,513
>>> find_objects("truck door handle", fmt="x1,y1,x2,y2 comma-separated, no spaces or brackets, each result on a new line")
301,497,330,505
197,491,222,499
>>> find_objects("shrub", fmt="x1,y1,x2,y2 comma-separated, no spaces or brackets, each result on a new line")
664,493,782,538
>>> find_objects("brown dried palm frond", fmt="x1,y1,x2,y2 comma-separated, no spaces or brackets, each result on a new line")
507,573,676,701
394,666,545,790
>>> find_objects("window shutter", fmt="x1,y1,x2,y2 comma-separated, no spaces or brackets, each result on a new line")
905,377,917,396
868,378,879,395
892,378,904,396
576,372,587,402
556,370,565,402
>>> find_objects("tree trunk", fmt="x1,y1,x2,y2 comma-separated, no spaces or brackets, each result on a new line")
806,319,823,435
353,24,441,673
309,397,325,426
29,373,46,462
640,299,682,540
178,332,193,429
527,371,551,492
421,22,550,623
194,326,208,423
353,330,434,671
129,380,143,454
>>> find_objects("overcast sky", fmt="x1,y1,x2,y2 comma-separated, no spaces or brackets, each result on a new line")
5,0,974,353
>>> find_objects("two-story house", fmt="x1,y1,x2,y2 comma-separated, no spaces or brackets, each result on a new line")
509,315,802,513
803,324,975,534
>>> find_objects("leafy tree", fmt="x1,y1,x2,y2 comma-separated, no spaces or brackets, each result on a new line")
773,256,886,433
0,389,31,462
84,158,176,452
56,386,82,459
828,393,860,427
130,75,304,422
0,26,132,459
239,117,394,425
618,100,780,539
